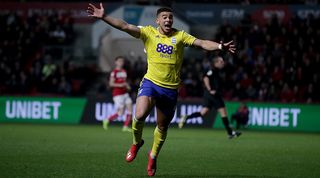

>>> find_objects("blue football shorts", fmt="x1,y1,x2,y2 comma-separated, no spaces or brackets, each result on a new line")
138,78,178,118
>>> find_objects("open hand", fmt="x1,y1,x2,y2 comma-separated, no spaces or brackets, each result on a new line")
220,40,236,53
87,3,105,19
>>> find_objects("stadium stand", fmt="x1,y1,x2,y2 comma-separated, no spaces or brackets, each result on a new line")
179,13,319,103
0,2,318,103
0,11,97,96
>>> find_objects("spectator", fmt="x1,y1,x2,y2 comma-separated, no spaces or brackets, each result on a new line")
231,102,249,129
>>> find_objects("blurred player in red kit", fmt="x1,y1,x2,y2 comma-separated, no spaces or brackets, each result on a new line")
103,56,132,132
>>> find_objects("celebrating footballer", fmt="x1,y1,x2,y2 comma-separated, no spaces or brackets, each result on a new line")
87,3,235,176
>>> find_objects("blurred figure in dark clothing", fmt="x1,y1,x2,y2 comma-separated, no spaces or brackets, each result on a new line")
231,102,249,129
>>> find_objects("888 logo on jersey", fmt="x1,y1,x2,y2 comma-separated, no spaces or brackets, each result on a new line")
156,43,174,54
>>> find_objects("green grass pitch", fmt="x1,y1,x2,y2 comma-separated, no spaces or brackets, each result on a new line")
1,123,320,178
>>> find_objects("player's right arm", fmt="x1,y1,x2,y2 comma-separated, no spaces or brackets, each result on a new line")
87,3,140,38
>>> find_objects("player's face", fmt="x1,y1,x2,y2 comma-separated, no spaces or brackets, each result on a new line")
115,58,124,68
156,11,173,35
214,58,225,69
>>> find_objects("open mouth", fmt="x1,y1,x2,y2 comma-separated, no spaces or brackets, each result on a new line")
164,24,171,30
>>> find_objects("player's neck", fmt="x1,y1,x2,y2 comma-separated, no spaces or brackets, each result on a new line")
158,27,172,36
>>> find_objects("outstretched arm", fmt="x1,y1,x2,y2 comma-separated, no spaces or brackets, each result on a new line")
193,39,236,53
87,3,140,38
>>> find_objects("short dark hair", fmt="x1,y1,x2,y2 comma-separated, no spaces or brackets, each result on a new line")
115,56,125,61
156,7,173,16
213,56,223,64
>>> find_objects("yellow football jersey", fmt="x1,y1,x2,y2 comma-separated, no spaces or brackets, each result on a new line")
139,25,196,89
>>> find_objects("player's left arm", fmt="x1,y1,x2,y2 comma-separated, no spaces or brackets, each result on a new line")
203,76,216,95
125,81,131,91
193,39,236,53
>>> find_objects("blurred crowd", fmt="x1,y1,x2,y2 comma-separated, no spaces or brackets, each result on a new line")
177,0,318,4
1,8,319,103
0,11,97,96
179,14,319,103
118,12,320,104
3,0,317,5
1,0,318,6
